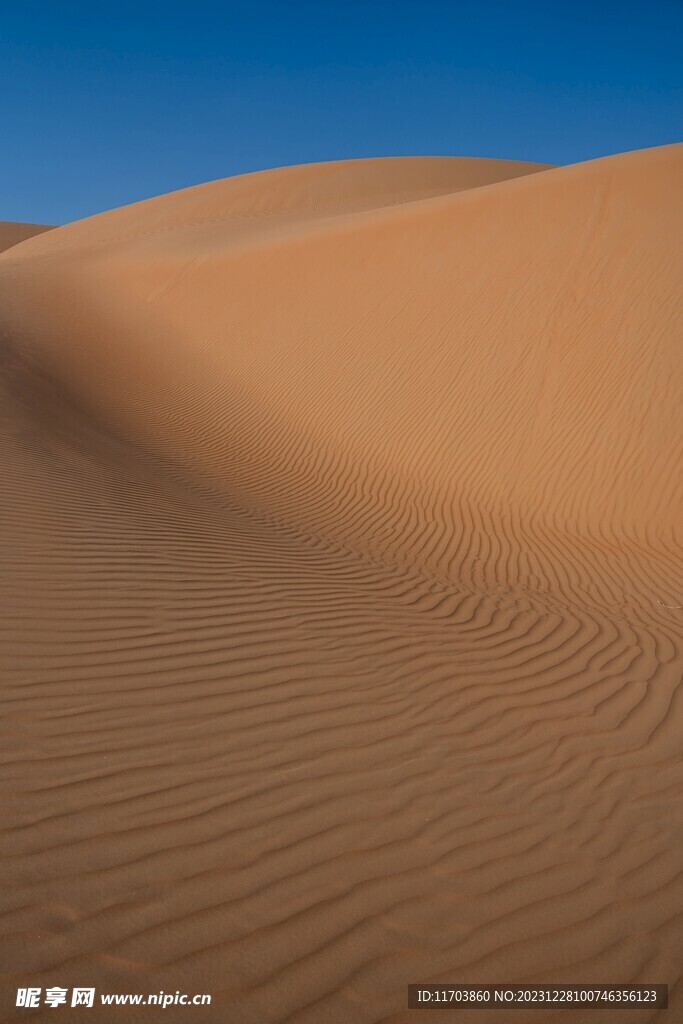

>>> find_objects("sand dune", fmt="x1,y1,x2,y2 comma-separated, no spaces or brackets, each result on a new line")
0,222,53,254
0,148,681,1023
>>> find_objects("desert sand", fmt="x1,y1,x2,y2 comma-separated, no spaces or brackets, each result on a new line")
0,222,53,254
0,147,681,1023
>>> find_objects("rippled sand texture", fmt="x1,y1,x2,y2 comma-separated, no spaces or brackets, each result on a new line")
0,147,681,1023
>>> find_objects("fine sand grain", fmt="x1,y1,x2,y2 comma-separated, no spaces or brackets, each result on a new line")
0,149,681,1022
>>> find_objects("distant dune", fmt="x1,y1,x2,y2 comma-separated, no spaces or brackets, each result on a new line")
0,221,54,253
0,147,681,1023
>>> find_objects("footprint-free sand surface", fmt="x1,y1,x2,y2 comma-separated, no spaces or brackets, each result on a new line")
0,146,681,1023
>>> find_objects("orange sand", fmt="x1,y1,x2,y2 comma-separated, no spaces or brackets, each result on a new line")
0,148,681,1023
0,222,53,254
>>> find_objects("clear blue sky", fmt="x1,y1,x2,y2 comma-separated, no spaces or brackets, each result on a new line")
1,0,681,224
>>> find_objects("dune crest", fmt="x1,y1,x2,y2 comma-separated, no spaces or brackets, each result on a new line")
0,148,681,1022
0,221,54,254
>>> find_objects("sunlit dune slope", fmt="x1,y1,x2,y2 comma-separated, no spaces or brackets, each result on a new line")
3,155,548,256
0,147,679,594
0,221,53,253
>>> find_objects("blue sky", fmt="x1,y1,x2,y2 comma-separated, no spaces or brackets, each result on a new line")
1,0,681,224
